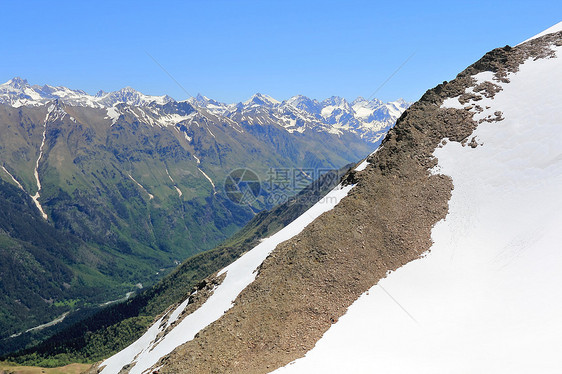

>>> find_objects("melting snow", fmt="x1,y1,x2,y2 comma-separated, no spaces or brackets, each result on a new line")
154,112,194,127
165,168,183,198
354,159,369,172
128,174,154,200
165,168,174,183
30,105,56,220
174,186,183,197
354,148,380,172
1,166,25,191
197,167,216,192
206,125,216,138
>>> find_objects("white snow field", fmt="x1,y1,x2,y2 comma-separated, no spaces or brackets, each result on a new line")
273,32,562,373
99,184,354,374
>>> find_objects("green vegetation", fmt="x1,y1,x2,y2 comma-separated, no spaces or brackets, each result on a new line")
0,360,91,374
53,300,80,308
0,180,122,332
4,166,350,367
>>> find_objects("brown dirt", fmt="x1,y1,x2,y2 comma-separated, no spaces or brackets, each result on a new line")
142,32,560,374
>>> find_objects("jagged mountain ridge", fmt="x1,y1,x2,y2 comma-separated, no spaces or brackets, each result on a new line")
188,92,409,143
90,23,562,374
0,78,409,144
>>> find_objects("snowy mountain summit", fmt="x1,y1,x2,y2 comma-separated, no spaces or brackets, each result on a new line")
243,92,281,107
94,22,562,374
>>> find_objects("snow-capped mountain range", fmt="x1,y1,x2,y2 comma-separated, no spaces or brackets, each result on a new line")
188,92,409,143
0,77,409,144
0,77,173,108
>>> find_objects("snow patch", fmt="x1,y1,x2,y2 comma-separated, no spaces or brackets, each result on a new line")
198,167,216,192
30,106,56,220
354,159,369,172
1,166,25,191
105,106,121,125
354,148,381,172
165,168,174,183
128,173,154,200
165,168,183,198
206,125,216,138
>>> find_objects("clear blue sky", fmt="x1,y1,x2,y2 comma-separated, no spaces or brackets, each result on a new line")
1,0,560,103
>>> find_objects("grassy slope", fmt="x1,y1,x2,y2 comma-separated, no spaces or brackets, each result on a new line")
0,361,91,374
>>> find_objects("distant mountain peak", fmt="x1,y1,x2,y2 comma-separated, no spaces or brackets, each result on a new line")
243,93,281,106
321,96,352,111
286,94,317,105
6,77,29,88
193,93,217,105
351,96,367,103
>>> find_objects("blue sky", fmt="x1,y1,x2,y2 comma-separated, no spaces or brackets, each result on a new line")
1,0,560,103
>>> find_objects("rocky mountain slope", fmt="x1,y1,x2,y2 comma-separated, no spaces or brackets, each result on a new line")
0,79,408,342
90,23,562,373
